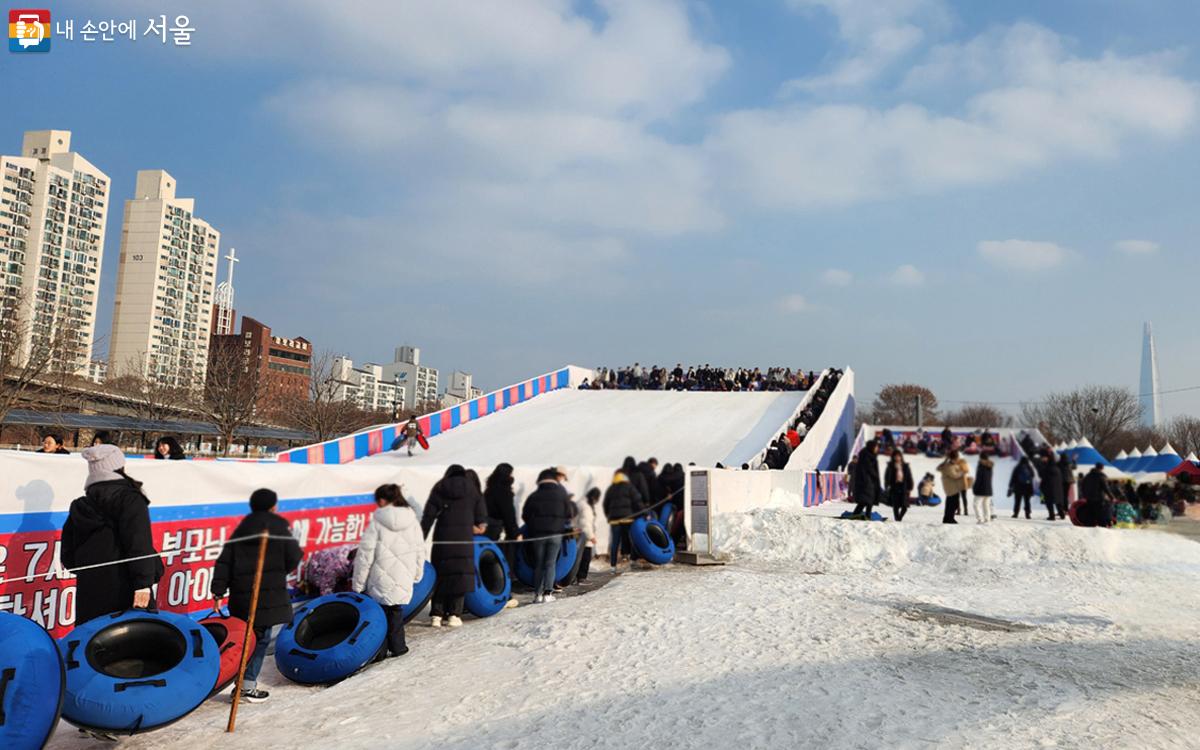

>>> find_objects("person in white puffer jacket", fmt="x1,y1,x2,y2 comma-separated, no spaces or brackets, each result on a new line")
352,483,426,657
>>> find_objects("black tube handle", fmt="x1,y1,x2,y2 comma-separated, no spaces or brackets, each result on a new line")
288,648,317,661
220,642,235,654
114,679,167,692
65,639,80,669
0,667,14,726
347,620,369,645
191,629,205,658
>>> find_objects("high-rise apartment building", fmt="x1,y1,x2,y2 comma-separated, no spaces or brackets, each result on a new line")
0,130,110,373
380,346,439,409
109,170,219,388
441,370,481,406
332,356,403,415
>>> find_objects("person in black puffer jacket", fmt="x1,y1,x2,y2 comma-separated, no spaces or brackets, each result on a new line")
484,463,519,573
211,488,302,703
972,454,995,524
622,456,650,514
602,470,643,568
521,468,577,602
421,465,487,627
61,445,164,625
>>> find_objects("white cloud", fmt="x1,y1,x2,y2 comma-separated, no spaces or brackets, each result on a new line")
821,268,853,286
890,264,925,286
977,240,1072,271
783,0,948,92
709,22,1197,210
778,294,810,313
1114,239,1160,255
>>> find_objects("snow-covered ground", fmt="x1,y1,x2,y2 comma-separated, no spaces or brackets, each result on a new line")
360,389,808,469
46,505,1200,750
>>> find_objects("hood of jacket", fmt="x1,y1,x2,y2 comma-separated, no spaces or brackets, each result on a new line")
73,479,148,534
373,504,419,533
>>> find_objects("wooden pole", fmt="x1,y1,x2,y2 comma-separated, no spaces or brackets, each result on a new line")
227,529,270,733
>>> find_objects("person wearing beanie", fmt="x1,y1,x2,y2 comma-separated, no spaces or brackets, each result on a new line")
210,487,302,703
61,445,163,624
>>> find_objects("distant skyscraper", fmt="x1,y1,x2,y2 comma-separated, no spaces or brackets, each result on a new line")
1139,322,1162,428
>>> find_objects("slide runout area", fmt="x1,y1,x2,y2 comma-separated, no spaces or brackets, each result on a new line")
359,389,808,469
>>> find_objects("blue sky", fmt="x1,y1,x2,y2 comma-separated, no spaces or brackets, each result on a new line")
6,0,1200,418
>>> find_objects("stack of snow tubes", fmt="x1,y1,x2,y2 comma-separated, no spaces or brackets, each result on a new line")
0,611,64,750
59,609,219,736
275,592,387,685
465,535,512,618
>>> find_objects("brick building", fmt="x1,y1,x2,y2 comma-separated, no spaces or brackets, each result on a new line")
209,315,311,414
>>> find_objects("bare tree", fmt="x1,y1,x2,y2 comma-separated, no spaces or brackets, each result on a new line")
196,341,261,455
1020,385,1141,456
943,403,1013,428
1165,416,1200,457
0,289,68,426
279,351,366,443
107,355,186,424
868,384,940,424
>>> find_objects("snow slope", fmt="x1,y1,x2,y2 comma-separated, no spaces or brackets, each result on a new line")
360,389,808,469
46,512,1200,749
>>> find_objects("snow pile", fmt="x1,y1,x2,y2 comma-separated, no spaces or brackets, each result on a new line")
713,507,1200,575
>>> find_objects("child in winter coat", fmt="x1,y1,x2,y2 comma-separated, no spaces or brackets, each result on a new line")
576,488,600,581
352,484,426,657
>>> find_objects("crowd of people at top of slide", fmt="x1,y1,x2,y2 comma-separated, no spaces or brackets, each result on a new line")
848,426,1184,529
581,364,819,392
55,441,687,705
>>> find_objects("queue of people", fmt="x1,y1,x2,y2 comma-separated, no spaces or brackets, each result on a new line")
582,364,819,392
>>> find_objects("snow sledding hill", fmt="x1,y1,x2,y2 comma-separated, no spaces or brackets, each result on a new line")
360,389,808,469
47,511,1200,750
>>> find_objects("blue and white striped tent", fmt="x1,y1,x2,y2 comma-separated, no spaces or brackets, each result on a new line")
1139,444,1183,475
1128,446,1158,474
1116,447,1142,471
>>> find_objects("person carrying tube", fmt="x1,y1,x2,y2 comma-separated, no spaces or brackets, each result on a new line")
61,444,164,624
352,483,426,658
210,489,303,704
403,417,423,456
602,469,643,570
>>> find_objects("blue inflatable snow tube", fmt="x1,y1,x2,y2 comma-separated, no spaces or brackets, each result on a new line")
401,561,437,623
0,611,64,750
275,592,386,685
59,610,219,734
465,536,512,618
630,517,675,565
515,525,579,587
658,502,674,528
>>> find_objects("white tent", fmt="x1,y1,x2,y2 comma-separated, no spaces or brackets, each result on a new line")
1128,446,1159,474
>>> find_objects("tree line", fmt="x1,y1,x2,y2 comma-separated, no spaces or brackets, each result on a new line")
864,382,1200,458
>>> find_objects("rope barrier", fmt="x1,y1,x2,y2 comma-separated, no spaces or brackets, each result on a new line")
0,487,686,587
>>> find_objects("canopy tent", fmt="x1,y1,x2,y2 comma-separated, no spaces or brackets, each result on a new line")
1140,444,1184,475
1186,451,1200,466
1114,449,1129,466
1116,447,1142,471
1169,460,1200,481
1128,446,1159,474
1063,438,1111,466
